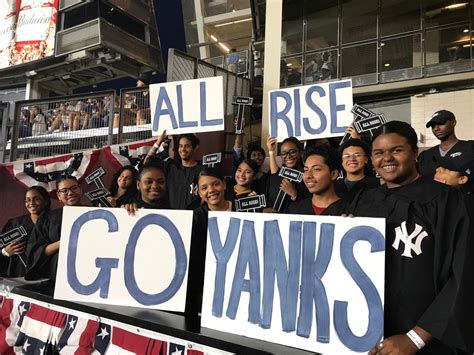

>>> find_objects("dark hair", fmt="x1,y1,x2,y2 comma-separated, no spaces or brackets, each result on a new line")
246,145,266,160
237,159,259,175
178,134,200,149
339,138,373,176
109,165,138,196
303,143,341,172
26,186,51,211
198,166,225,182
372,121,418,153
281,136,303,152
56,175,78,189
138,162,166,180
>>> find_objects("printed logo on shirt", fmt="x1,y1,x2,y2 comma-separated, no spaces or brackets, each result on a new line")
392,221,428,258
450,152,462,158
189,182,198,196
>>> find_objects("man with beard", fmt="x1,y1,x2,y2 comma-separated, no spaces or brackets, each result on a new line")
417,110,474,179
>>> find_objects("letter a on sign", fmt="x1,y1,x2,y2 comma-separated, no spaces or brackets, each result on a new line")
150,76,225,135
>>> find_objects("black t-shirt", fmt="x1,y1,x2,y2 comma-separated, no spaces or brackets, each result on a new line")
347,178,474,354
417,140,474,179
266,170,310,213
288,197,348,216
334,175,380,202
163,160,202,210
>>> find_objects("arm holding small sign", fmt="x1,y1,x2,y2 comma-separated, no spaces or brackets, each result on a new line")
266,136,279,174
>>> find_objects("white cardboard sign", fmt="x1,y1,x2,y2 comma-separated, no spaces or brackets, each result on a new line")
201,212,385,354
150,76,224,135
55,207,193,311
269,79,353,142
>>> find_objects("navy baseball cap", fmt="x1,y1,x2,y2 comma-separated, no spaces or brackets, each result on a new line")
437,152,474,191
426,110,455,128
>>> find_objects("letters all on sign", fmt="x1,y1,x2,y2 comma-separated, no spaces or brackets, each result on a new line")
269,79,353,142
54,207,193,311
201,212,385,354
150,76,225,135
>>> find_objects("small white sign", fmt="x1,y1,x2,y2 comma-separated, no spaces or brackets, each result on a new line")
150,76,224,135
55,206,193,311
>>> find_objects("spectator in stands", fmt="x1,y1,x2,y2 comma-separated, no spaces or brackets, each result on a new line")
266,136,309,212
434,151,474,195
418,110,474,179
1,186,50,277
26,176,84,281
345,121,474,355
135,72,151,125
18,108,32,137
227,159,263,211
30,105,47,135
122,162,169,213
145,130,202,210
226,48,239,73
107,165,138,207
233,133,268,195
335,138,379,202
83,98,103,129
289,144,346,215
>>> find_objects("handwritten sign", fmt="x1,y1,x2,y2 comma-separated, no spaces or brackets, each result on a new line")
269,79,353,142
150,77,224,135
201,212,385,354
55,207,193,311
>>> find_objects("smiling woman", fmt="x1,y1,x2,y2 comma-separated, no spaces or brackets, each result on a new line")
347,121,474,355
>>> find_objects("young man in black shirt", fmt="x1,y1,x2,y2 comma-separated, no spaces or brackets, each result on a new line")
417,110,474,179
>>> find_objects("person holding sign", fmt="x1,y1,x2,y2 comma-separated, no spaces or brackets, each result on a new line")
187,167,234,315
289,144,347,216
1,186,50,277
346,121,474,355
146,130,202,209
106,165,138,207
26,176,84,281
265,136,309,212
334,138,379,202
227,160,259,202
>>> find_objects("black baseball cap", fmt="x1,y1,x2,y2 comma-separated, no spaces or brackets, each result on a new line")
437,152,474,191
426,110,455,128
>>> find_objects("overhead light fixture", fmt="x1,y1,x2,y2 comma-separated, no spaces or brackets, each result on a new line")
25,70,37,77
463,28,469,33
210,34,218,41
384,63,390,67
444,2,468,10
62,74,71,80
287,63,293,66
380,42,385,47
462,43,473,47
209,34,230,52
214,18,252,27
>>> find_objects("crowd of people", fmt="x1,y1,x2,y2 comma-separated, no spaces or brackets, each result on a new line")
1,109,473,354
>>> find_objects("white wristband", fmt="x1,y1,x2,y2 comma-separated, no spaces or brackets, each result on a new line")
269,151,274,155
406,330,426,350
2,248,11,257
153,142,159,149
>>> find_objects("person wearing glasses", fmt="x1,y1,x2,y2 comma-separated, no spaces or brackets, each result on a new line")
1,186,51,277
335,138,379,202
25,176,84,281
265,136,309,213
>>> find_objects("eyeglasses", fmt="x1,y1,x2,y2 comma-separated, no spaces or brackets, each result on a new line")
342,153,365,160
57,185,80,195
281,149,299,158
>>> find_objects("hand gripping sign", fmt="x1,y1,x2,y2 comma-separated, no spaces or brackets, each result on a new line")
340,104,387,145
273,167,304,212
232,96,253,134
0,226,28,266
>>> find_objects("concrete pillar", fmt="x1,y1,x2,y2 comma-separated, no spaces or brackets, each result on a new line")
261,0,283,150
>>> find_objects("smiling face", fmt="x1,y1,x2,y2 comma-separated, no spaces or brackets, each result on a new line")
25,189,48,216
371,133,419,188
178,137,195,161
280,141,301,169
249,150,264,168
117,169,134,189
342,146,368,176
56,178,82,206
137,168,166,204
235,162,255,187
303,154,338,195
198,175,226,209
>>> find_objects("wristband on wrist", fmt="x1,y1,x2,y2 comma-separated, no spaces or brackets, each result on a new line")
2,248,11,257
153,142,159,149
406,330,426,350
269,151,274,155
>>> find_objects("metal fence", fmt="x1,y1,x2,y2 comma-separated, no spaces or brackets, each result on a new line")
3,50,251,162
